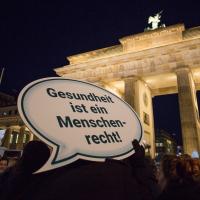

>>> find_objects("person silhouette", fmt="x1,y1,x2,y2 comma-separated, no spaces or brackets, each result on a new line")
0,140,50,200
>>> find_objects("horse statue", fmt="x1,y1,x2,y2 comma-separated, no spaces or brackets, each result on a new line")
145,11,166,31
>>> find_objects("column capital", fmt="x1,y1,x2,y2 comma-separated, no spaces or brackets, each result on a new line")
20,125,26,131
123,75,140,82
174,66,191,74
5,126,12,131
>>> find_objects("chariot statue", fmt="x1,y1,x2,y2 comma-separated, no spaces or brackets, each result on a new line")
145,11,166,31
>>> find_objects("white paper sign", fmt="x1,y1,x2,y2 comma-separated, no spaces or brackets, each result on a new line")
17,78,143,172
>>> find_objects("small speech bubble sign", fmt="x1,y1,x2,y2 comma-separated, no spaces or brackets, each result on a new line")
17,78,143,172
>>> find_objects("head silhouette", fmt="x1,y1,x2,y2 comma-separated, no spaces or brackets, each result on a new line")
18,140,50,174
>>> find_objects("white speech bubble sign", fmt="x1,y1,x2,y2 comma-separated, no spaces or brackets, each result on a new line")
17,77,143,172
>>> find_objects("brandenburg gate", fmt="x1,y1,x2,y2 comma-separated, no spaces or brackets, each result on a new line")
55,24,200,157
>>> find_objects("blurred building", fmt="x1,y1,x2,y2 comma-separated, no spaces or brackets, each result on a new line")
155,129,177,160
0,92,35,150
0,92,16,106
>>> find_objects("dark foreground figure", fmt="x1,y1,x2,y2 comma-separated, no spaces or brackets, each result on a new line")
1,140,200,200
26,160,145,200
0,141,50,200
1,159,152,200
0,140,157,200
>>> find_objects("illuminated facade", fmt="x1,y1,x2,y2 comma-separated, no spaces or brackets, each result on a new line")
0,93,34,150
55,24,200,157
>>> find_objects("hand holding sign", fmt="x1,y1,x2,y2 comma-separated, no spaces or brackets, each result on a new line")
17,78,143,172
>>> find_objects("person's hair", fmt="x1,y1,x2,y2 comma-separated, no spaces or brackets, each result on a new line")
190,158,200,176
176,156,192,179
0,157,9,165
161,154,178,181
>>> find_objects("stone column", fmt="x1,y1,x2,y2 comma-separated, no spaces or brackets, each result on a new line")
124,77,156,157
176,67,200,155
124,77,139,112
16,126,26,150
29,132,34,141
23,127,34,142
1,127,12,148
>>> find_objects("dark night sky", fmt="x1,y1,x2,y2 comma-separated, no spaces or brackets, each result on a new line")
0,0,200,144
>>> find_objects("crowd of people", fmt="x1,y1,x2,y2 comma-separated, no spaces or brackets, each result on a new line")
0,140,200,200
157,154,200,199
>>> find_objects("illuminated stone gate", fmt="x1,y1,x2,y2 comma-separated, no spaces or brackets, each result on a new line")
55,24,200,157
